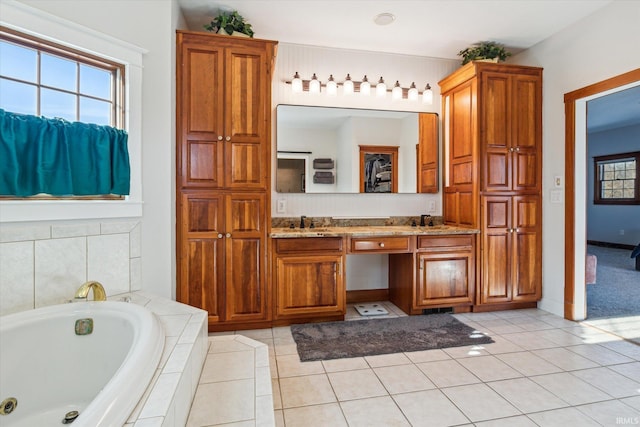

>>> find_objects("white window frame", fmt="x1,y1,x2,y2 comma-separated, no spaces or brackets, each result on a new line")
0,0,145,222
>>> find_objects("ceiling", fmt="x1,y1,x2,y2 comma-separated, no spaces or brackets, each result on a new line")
177,0,639,132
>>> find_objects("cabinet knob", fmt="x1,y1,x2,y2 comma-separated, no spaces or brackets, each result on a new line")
225,136,231,141
515,147,520,152
226,233,231,238
217,135,223,141
509,147,514,152
379,242,385,248
217,233,223,239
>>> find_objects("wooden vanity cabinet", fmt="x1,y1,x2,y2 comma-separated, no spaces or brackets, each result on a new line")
273,238,346,322
176,31,277,331
439,62,542,311
414,235,475,310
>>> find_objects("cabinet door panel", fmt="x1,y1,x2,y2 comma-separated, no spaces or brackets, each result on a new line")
416,253,473,306
443,191,458,224
225,193,268,321
184,47,224,134
513,150,539,191
186,139,224,186
512,76,539,150
276,255,344,318
513,231,541,300
484,151,510,190
512,195,541,300
185,239,222,321
482,232,511,303
450,84,474,159
418,113,438,193
458,191,476,227
178,192,224,320
226,237,266,321
226,48,267,141
178,43,225,188
482,196,512,303
227,142,264,187
484,197,510,229
482,73,509,149
224,47,269,189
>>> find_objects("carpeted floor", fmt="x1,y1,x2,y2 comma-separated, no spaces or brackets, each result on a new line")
586,244,640,319
290,314,494,361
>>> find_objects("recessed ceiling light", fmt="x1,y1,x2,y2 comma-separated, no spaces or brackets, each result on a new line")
374,13,395,26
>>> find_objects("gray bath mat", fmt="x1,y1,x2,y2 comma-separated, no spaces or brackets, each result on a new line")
290,314,493,361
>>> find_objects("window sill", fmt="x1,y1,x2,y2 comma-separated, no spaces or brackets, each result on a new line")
0,199,143,223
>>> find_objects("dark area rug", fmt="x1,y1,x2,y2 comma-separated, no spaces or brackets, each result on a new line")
290,314,493,361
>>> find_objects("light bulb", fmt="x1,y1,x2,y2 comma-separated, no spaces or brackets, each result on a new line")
326,74,337,96
408,82,419,101
422,83,433,104
291,72,303,93
309,73,320,94
343,74,354,95
360,75,371,96
376,77,387,97
392,81,402,100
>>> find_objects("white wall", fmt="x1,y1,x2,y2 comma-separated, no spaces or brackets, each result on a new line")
272,43,458,217
587,124,640,245
0,0,181,307
512,0,640,316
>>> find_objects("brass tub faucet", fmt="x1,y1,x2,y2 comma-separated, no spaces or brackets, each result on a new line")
74,281,107,301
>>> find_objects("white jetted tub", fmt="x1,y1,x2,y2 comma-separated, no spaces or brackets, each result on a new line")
0,301,164,426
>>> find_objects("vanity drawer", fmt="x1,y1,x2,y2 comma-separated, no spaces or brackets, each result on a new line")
417,235,473,251
349,236,413,253
274,237,343,254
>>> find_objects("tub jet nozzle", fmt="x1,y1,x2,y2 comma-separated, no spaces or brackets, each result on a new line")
62,410,79,424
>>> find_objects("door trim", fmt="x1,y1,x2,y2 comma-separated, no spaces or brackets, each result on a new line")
563,68,640,320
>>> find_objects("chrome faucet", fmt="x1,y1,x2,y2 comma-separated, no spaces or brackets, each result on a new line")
74,281,107,301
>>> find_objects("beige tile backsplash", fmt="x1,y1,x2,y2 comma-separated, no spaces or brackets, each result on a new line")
0,219,141,316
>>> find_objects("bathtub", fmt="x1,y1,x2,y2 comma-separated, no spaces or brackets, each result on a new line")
0,301,164,427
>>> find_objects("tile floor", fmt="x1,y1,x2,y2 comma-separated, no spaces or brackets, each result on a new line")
197,301,640,427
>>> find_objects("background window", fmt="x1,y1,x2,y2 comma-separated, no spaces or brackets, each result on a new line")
0,28,123,127
594,151,640,205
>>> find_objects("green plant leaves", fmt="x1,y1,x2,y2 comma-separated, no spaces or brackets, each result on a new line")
203,10,254,37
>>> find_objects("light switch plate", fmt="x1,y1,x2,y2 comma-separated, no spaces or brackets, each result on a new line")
554,175,562,188
276,199,286,213
550,189,562,203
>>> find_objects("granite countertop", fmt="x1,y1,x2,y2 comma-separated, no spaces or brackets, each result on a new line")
270,225,480,238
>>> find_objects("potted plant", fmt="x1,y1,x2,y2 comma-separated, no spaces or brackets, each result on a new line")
204,10,254,38
458,41,511,65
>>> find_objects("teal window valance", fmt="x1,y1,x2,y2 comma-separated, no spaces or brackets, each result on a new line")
0,109,130,197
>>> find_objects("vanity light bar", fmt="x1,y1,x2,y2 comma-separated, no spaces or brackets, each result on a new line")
286,73,433,104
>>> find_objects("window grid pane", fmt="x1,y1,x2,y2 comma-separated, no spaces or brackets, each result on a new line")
597,157,638,203
0,32,120,126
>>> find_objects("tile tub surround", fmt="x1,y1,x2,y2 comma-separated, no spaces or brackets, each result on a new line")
187,335,275,426
0,219,142,316
111,292,209,427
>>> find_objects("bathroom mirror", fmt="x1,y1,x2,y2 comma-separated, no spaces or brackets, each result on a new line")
276,104,435,193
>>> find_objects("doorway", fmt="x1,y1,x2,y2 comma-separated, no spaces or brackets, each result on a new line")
563,68,640,321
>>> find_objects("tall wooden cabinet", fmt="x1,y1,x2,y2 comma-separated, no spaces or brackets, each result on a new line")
176,31,277,330
439,62,542,311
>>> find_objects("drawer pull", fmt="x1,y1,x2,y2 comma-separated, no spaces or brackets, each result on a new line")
379,242,385,248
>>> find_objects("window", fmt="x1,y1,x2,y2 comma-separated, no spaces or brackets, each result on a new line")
0,27,128,200
0,0,143,222
0,27,124,127
594,151,640,205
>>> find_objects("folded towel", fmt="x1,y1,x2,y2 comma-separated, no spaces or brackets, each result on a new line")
313,171,335,184
313,158,335,169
